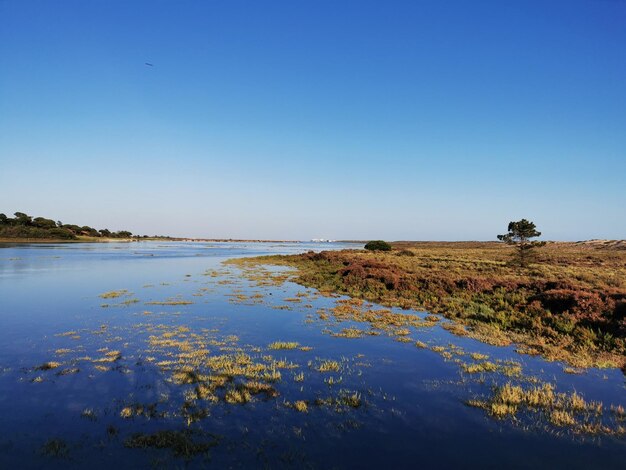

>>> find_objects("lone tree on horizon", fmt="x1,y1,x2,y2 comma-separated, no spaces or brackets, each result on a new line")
497,219,546,267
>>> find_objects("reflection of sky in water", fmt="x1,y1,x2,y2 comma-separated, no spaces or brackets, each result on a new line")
0,242,625,469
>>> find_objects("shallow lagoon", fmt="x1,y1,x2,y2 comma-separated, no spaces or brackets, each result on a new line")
0,241,625,469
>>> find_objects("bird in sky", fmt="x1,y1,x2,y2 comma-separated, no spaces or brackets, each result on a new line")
145,62,153,67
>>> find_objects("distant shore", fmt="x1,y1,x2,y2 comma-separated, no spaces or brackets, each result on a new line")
0,236,303,244
2,238,624,248
177,238,302,243
0,237,139,243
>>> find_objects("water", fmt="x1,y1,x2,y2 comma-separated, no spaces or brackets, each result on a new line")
0,241,624,469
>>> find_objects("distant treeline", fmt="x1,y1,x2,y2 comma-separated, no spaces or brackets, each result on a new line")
0,211,152,240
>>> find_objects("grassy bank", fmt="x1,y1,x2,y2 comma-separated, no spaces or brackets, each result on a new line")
231,241,626,369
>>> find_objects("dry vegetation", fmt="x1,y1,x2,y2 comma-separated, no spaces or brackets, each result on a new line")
232,241,626,369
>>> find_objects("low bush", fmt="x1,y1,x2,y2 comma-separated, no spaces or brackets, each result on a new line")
364,240,392,251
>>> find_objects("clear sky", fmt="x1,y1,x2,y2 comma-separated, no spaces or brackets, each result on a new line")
1,1,624,240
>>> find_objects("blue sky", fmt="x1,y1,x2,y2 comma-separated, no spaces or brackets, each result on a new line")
1,0,624,240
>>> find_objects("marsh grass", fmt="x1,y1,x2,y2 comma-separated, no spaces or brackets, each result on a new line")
314,390,363,411
314,359,341,373
56,367,79,376
120,403,160,419
294,400,308,412
338,390,362,408
145,298,193,306
99,290,130,299
462,361,499,374
332,328,366,339
93,350,122,363
36,361,62,371
268,341,299,350
224,387,252,404
466,380,624,435
470,353,489,361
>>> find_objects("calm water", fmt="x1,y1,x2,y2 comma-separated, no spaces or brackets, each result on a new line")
0,241,625,469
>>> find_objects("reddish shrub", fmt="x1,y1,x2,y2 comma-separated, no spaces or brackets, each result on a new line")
535,289,607,324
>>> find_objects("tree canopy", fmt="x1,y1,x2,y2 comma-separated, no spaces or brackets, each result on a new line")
497,219,546,267
0,211,137,240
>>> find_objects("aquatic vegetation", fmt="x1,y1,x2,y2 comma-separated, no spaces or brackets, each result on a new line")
395,336,413,343
271,358,299,369
293,400,308,413
145,298,193,306
119,403,160,419
338,390,362,408
441,322,468,336
81,408,97,421
93,350,122,363
315,359,341,373
611,404,626,420
466,380,625,436
124,430,219,458
268,341,300,350
35,361,62,371
470,352,489,361
332,328,366,339
461,361,499,374
99,289,130,299
55,331,78,337
324,375,342,386
313,390,364,411
549,409,577,427
39,438,69,458
242,380,279,398
224,386,252,404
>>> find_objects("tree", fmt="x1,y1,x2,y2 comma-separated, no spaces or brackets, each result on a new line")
33,217,57,229
115,230,132,238
364,240,392,251
14,212,32,226
497,219,546,267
